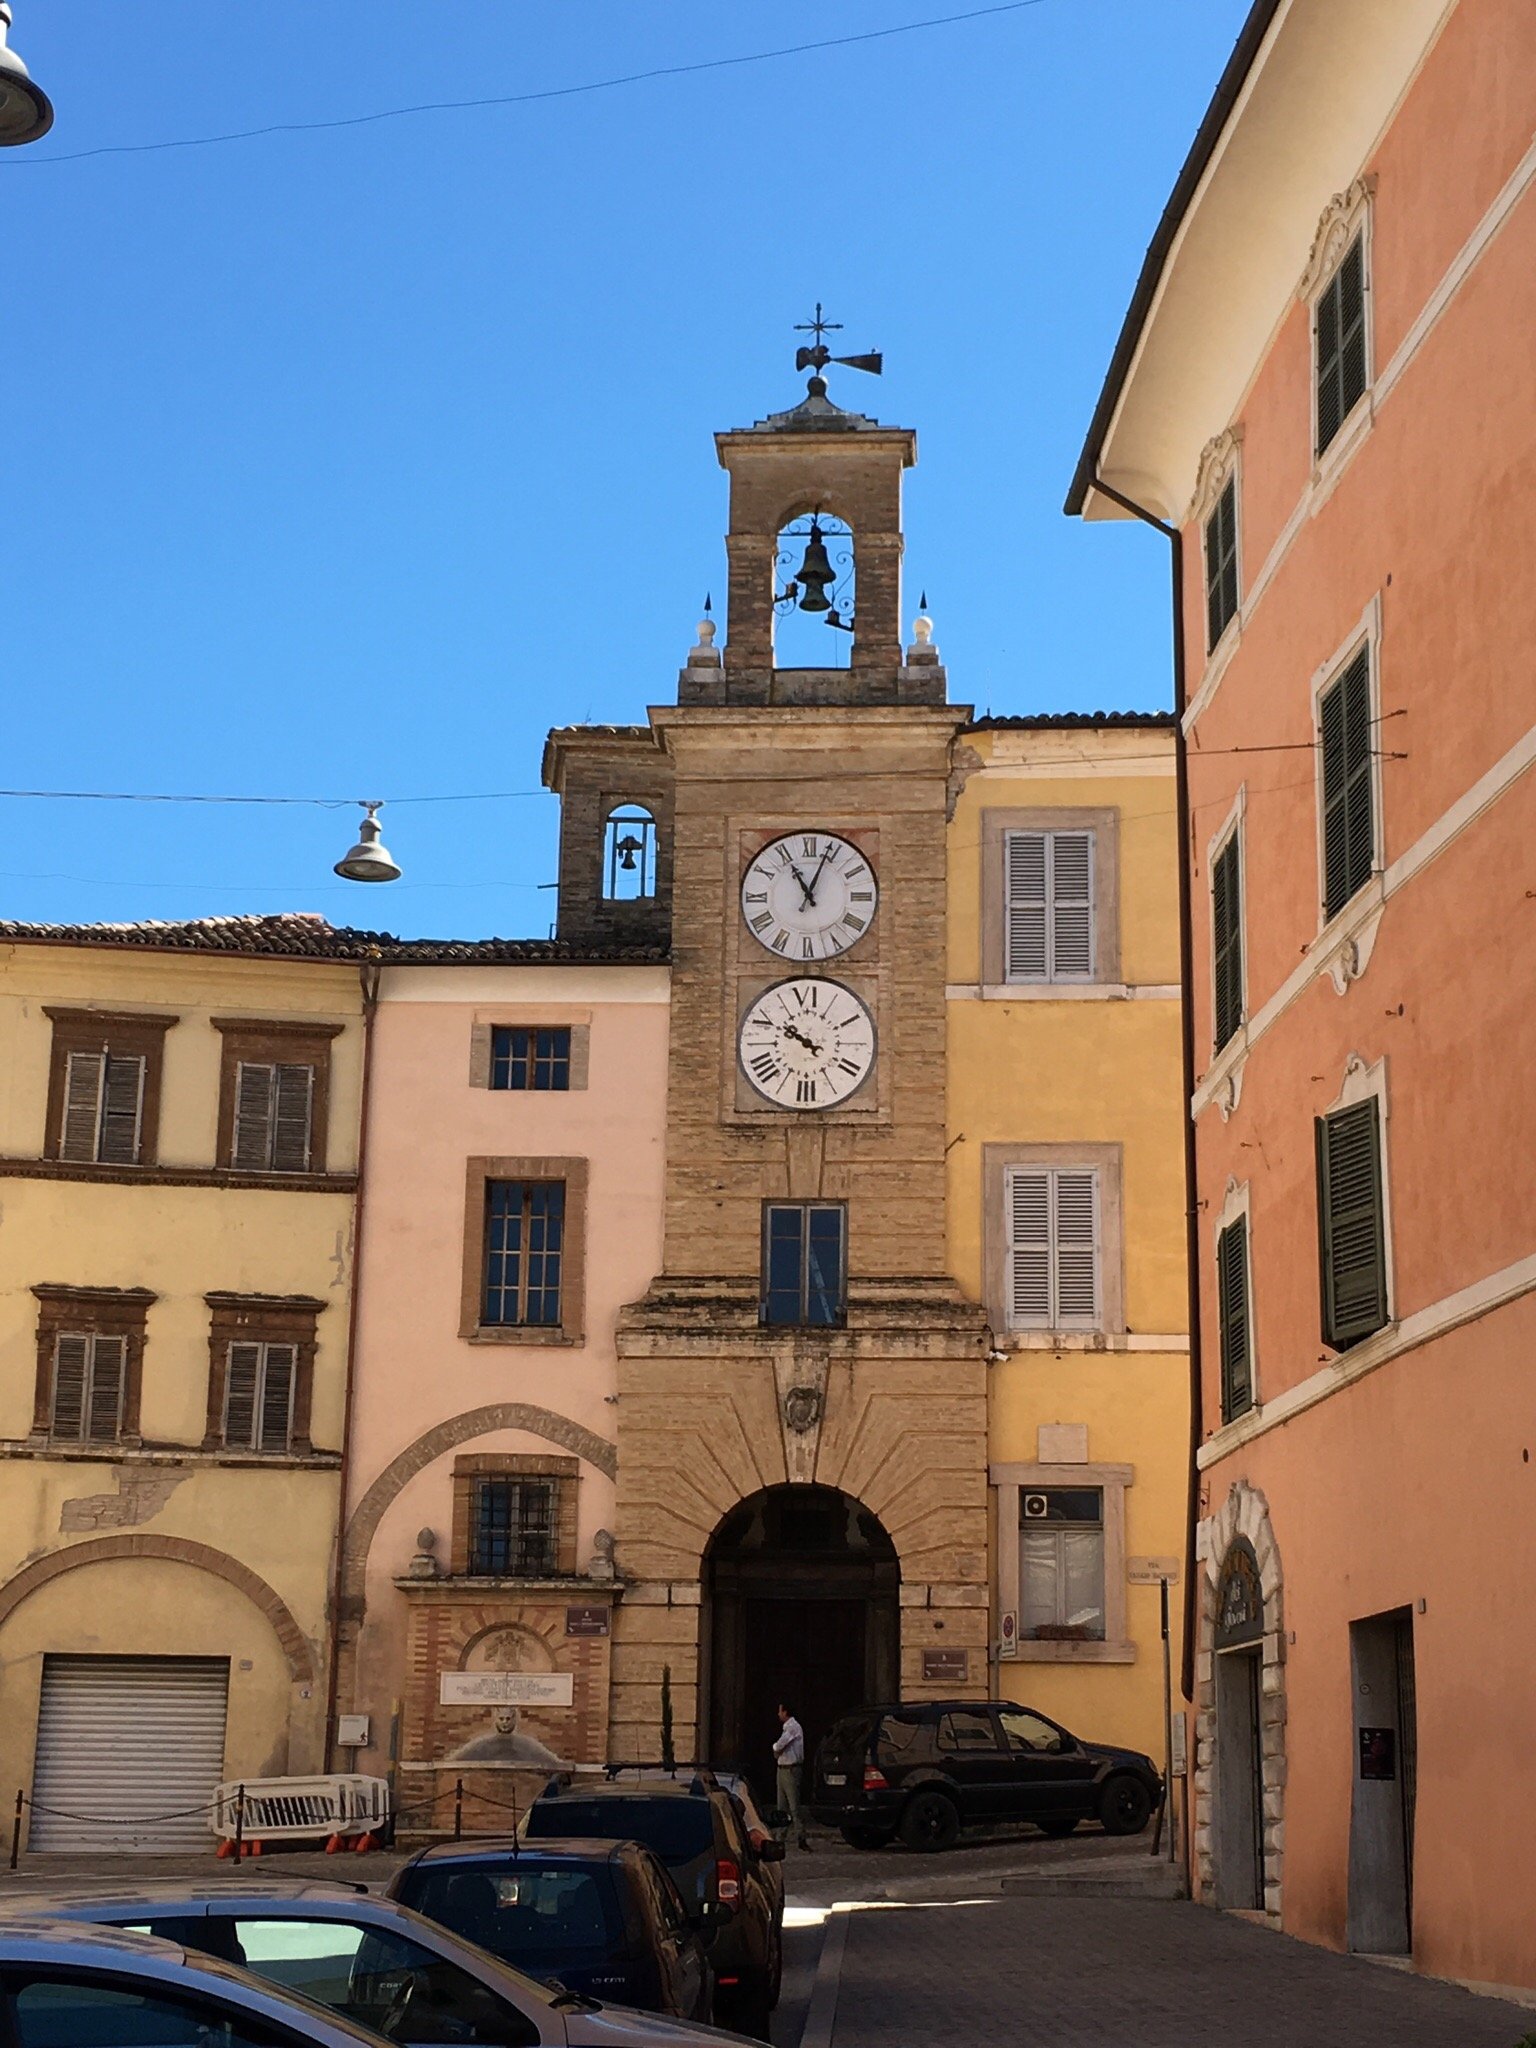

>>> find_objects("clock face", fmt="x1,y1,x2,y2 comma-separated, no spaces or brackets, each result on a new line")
738,977,876,1111
740,831,878,961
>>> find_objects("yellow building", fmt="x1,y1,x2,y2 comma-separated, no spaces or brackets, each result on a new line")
946,716,1189,1767
0,915,368,1851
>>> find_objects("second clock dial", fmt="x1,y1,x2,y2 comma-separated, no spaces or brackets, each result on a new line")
741,830,877,960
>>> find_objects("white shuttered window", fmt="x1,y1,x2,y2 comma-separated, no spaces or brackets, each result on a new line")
232,1061,314,1172
223,1341,297,1452
50,1333,127,1445
60,1050,145,1164
1006,1167,1101,1330
1004,830,1095,981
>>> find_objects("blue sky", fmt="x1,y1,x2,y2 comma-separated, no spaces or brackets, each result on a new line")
4,1,1247,938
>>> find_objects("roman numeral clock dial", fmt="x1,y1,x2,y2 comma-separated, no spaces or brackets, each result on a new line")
738,977,876,1110
740,830,878,961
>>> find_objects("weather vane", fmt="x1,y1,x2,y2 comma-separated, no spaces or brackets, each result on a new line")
793,303,883,379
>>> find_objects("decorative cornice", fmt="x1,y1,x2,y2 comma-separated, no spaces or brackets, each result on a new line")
1298,175,1376,297
0,1157,357,1194
1188,424,1244,527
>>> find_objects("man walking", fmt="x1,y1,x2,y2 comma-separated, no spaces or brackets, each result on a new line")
773,1702,810,1851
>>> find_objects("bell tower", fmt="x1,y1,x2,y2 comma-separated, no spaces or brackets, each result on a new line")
606,339,989,1776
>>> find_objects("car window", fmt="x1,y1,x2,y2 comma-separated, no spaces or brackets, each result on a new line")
525,1797,714,1865
714,1794,749,1863
403,1866,621,1971
10,1975,287,2048
936,1709,1002,1754
645,1855,691,1937
999,1709,1067,1755
873,1714,937,1765
121,1920,248,1968
224,1917,536,2046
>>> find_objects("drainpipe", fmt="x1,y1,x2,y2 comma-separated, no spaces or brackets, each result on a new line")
323,955,381,1772
1088,476,1202,1709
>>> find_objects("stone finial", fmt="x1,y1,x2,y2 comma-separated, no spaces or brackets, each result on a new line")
687,610,722,668
407,1527,439,1580
906,607,939,664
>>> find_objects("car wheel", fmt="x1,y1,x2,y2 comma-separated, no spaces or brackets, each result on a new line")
840,1822,895,1850
725,1977,773,2042
1098,1772,1154,1836
1037,1814,1079,1837
899,1789,961,1853
768,1926,783,2008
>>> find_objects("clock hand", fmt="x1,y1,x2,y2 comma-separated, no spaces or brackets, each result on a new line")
802,848,834,907
786,862,816,909
780,1023,823,1054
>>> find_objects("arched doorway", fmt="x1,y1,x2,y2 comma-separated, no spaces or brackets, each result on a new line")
703,1486,898,1800
1213,1536,1265,1908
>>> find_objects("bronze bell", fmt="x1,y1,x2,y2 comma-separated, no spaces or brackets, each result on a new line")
794,520,836,612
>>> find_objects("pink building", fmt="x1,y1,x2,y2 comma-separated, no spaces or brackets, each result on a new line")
1070,0,1536,1993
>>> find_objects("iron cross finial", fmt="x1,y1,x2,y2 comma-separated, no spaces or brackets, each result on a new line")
793,304,883,381
795,302,843,348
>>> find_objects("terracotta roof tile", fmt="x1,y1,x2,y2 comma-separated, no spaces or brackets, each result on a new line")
0,912,667,966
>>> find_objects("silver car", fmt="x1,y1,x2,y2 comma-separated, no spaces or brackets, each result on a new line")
0,1918,384,2046
0,1881,742,2047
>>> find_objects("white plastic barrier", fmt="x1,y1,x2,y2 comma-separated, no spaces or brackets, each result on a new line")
211,1775,390,1844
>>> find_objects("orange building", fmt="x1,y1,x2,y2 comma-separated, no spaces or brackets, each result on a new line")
1069,0,1536,1995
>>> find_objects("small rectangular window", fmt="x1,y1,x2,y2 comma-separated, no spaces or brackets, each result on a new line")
1211,833,1244,1054
1020,1488,1105,1641
1320,645,1374,920
1316,1098,1388,1351
60,1051,146,1165
1004,830,1095,982
1316,232,1368,456
1005,1167,1100,1330
232,1061,314,1172
223,1341,297,1452
49,1333,127,1445
1217,1215,1253,1423
470,1477,557,1577
490,1026,572,1092
484,1180,565,1327
1204,475,1239,650
760,1203,847,1327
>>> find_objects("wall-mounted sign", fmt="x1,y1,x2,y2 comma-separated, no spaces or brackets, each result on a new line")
921,1648,969,1683
565,1606,610,1638
1128,1557,1182,1584
998,1611,1018,1660
1358,1727,1396,1781
440,1672,575,1708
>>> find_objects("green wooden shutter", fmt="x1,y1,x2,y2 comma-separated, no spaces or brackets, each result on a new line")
1321,646,1373,919
1205,477,1239,650
1217,1217,1252,1422
1212,836,1243,1052
1315,232,1367,456
1316,1099,1389,1349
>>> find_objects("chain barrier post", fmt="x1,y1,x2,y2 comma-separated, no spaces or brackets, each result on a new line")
9,1790,23,1871
453,1777,464,1841
232,1783,246,1863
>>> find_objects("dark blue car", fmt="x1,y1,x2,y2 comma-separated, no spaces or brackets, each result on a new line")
390,1836,714,2023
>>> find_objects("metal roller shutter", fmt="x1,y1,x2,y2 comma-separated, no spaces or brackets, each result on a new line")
30,1656,229,1853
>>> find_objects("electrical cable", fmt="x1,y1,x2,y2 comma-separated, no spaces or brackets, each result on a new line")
8,3,1048,169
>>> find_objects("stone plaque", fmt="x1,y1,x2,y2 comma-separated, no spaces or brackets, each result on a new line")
439,1671,575,1708
565,1605,610,1638
1128,1557,1182,1583
921,1648,969,1683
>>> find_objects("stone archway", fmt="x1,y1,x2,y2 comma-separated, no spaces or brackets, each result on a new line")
0,1533,317,1682
1195,1482,1285,1915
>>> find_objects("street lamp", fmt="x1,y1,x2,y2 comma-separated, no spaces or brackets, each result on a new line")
0,3,52,147
334,803,402,883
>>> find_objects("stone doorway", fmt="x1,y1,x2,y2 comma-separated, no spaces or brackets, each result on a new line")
703,1485,899,1804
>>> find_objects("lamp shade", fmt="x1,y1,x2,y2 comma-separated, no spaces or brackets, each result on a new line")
0,4,53,147
334,804,401,883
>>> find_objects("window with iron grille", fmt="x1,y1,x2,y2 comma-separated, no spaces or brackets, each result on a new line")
470,1477,557,1577
1020,1489,1105,1641
1211,831,1244,1054
222,1341,297,1452
1315,232,1368,457
490,1027,571,1092
761,1203,846,1326
1217,1214,1253,1423
1004,830,1095,982
48,1333,127,1446
483,1180,565,1327
1004,1166,1100,1330
1320,644,1374,920
1316,1097,1388,1352
232,1061,315,1172
1204,475,1239,650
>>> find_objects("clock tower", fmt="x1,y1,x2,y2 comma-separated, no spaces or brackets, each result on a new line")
545,359,990,1781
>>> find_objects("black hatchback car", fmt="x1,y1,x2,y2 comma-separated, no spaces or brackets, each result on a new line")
811,1699,1162,1851
390,1836,713,2022
524,1776,782,2037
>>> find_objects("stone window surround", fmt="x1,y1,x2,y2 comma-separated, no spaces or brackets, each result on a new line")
979,806,1121,989
982,1141,1127,1340
1310,597,1385,942
1194,430,1244,661
450,1452,581,1577
468,1010,591,1091
202,1291,326,1455
459,1156,588,1346
42,1009,179,1169
211,1016,345,1175
30,1284,156,1444
991,1459,1134,1665
1302,177,1377,491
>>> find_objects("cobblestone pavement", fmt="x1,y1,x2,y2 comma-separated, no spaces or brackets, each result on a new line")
812,1896,1534,2048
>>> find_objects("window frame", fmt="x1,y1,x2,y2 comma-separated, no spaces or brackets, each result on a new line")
490,1025,573,1092
451,1453,579,1576
1018,1486,1108,1644
991,1459,1134,1665
979,808,1121,989
1203,470,1241,654
212,1017,344,1176
460,1156,587,1345
42,1009,177,1169
483,1179,566,1329
1208,795,1246,1058
1303,178,1375,476
30,1284,154,1445
1215,1185,1256,1425
1313,228,1370,461
202,1292,324,1456
984,1142,1125,1339
1315,1061,1393,1353
1312,619,1384,932
470,1015,590,1092
759,1201,848,1328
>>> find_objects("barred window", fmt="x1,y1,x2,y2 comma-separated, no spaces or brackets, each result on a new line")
470,1477,557,1577
483,1181,565,1327
490,1027,571,1092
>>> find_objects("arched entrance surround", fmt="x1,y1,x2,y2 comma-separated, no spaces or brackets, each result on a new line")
702,1485,899,1801
1196,1482,1285,1915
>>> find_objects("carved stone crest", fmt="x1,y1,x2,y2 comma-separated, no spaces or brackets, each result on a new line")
782,1385,823,1435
